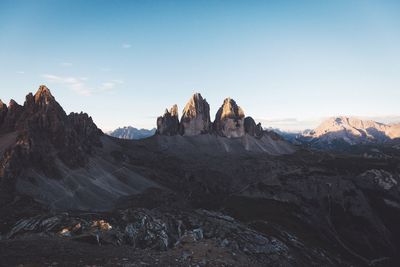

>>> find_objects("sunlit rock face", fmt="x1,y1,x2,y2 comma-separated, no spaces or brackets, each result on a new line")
179,93,211,136
244,116,263,138
214,98,245,138
156,105,180,136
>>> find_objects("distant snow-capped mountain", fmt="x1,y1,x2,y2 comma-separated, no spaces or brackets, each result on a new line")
107,126,156,140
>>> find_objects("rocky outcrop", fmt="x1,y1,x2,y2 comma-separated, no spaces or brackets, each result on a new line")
244,116,263,138
68,112,102,147
179,93,211,136
0,85,103,204
156,105,179,136
0,100,7,127
1,100,23,133
214,98,245,138
156,95,267,139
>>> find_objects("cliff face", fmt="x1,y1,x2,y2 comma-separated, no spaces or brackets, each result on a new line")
156,94,265,139
179,93,212,136
0,85,103,204
214,98,245,138
156,105,180,136
244,116,263,138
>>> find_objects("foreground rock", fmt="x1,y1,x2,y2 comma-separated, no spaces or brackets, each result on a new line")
1,205,348,266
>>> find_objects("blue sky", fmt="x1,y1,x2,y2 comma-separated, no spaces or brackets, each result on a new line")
0,0,399,131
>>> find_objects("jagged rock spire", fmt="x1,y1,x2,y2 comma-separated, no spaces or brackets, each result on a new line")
156,105,180,136
244,117,263,138
0,99,7,127
179,93,211,135
155,93,264,138
214,98,245,138
33,85,55,106
0,99,23,133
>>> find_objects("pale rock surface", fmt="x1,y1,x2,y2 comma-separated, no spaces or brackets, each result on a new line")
305,116,400,144
214,98,245,138
179,93,211,136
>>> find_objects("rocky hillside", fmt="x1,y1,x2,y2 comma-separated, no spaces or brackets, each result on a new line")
107,126,155,140
1,87,400,266
0,86,159,210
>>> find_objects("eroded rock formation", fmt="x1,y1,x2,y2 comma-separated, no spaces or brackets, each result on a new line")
1,99,23,133
244,116,263,138
179,93,211,136
156,105,180,136
214,98,245,138
0,99,7,127
156,94,266,138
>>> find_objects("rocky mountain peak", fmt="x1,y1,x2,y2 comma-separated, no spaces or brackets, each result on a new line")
170,104,179,117
156,105,180,136
219,98,245,120
1,99,23,132
33,85,55,106
300,116,399,147
0,99,7,126
310,116,388,138
8,99,20,109
244,116,263,138
179,93,211,135
214,98,245,138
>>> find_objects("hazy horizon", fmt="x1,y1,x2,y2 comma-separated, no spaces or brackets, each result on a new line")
1,0,399,131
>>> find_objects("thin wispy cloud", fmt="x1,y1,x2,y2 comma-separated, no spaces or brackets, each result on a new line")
100,80,124,91
60,62,72,67
16,71,25,74
122,43,132,49
100,67,111,72
42,74,92,96
42,74,123,96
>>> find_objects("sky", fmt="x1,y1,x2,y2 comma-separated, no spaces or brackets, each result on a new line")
0,0,399,131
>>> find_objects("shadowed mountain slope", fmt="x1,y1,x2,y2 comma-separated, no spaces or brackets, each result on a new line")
1,87,400,266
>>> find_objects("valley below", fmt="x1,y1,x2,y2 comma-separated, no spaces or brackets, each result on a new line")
1,87,400,266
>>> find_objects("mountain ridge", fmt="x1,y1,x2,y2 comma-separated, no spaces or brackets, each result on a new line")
297,116,400,149
107,126,156,140
1,86,400,266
